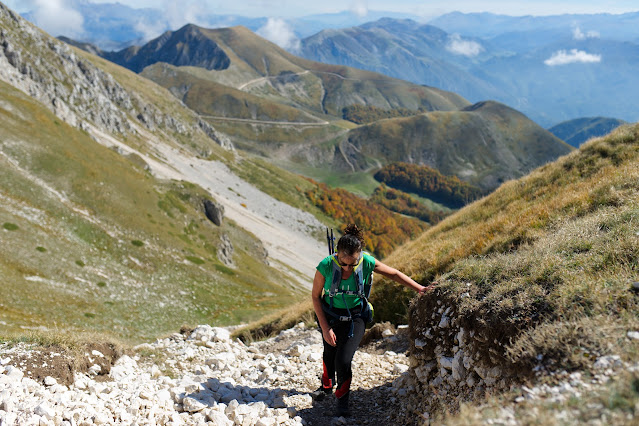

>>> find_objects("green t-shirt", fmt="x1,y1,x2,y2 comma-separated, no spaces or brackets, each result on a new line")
317,252,376,309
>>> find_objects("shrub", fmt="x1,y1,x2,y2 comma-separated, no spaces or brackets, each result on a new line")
3,223,19,231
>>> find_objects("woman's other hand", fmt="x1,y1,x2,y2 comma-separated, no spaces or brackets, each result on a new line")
419,282,437,294
323,327,337,346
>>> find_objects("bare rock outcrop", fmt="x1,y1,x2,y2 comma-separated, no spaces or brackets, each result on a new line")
398,292,521,421
0,3,226,149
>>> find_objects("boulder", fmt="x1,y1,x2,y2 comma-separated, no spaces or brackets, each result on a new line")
203,199,224,226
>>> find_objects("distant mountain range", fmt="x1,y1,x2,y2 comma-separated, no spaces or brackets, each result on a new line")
19,3,639,127
429,11,639,41
20,0,413,50
297,16,639,127
63,22,571,192
548,117,627,148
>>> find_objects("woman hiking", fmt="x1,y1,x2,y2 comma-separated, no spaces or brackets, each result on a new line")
311,224,433,417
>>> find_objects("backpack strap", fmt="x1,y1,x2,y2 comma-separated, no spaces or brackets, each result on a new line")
323,253,374,337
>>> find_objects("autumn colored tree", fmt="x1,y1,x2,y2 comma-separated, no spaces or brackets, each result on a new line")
370,185,447,224
302,180,427,258
374,162,484,208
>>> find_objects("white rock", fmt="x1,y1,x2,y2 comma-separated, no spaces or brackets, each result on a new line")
439,357,453,370
213,327,231,342
627,331,639,340
308,353,322,362
206,409,233,425
256,417,277,426
44,376,57,386
288,345,304,357
4,365,24,381
382,329,395,338
393,364,409,374
34,403,56,420
183,397,207,413
414,339,427,348
438,314,450,329
452,350,467,381
594,355,622,370
93,412,110,424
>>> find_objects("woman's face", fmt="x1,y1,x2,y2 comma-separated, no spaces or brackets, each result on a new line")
337,251,361,271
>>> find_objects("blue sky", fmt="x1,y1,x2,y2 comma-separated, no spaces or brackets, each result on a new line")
7,0,639,19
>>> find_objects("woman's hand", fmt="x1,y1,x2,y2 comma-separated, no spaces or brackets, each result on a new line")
419,282,437,294
322,327,337,346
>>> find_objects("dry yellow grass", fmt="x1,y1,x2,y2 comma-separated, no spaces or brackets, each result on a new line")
231,299,316,343
372,123,638,325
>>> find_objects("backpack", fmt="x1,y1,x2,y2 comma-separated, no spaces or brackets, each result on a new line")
322,252,374,337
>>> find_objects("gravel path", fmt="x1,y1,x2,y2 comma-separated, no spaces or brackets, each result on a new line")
0,323,413,425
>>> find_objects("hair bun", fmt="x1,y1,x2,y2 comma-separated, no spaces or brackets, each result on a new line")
343,224,364,241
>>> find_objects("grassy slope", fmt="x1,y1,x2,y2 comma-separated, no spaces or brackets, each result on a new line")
141,26,469,118
0,80,301,344
345,101,573,191
140,63,316,123
376,122,638,359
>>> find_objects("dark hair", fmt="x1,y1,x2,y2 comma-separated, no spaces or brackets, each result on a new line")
337,224,364,256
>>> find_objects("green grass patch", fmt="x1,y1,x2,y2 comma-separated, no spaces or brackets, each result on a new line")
215,264,235,275
131,240,144,247
186,256,205,265
75,260,85,267
36,246,47,252
3,223,19,231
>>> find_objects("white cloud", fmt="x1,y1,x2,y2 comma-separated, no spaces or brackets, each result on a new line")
162,0,209,30
572,26,600,40
446,34,483,57
24,0,85,38
256,18,300,51
544,49,601,66
350,0,369,18
131,0,211,42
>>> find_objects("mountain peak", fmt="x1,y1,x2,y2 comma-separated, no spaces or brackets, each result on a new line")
104,23,231,73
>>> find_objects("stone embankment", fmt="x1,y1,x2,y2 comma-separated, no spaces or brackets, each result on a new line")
0,323,412,425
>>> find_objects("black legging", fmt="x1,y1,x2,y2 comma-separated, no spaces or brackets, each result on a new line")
321,316,366,399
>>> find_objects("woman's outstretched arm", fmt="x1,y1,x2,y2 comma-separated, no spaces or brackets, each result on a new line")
373,260,435,294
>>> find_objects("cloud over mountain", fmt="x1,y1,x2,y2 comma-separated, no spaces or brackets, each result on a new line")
24,0,84,38
257,18,300,51
572,25,600,40
544,49,602,66
446,34,483,57
350,0,369,18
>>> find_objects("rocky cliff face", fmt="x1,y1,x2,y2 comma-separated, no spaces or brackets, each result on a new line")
0,3,227,150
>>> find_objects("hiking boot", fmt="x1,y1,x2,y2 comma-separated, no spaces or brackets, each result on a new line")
311,385,333,401
335,392,350,417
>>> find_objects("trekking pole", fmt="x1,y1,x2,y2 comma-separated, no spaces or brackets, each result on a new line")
330,228,335,254
326,227,335,255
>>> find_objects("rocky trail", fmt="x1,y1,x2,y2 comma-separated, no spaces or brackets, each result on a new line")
0,323,414,425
